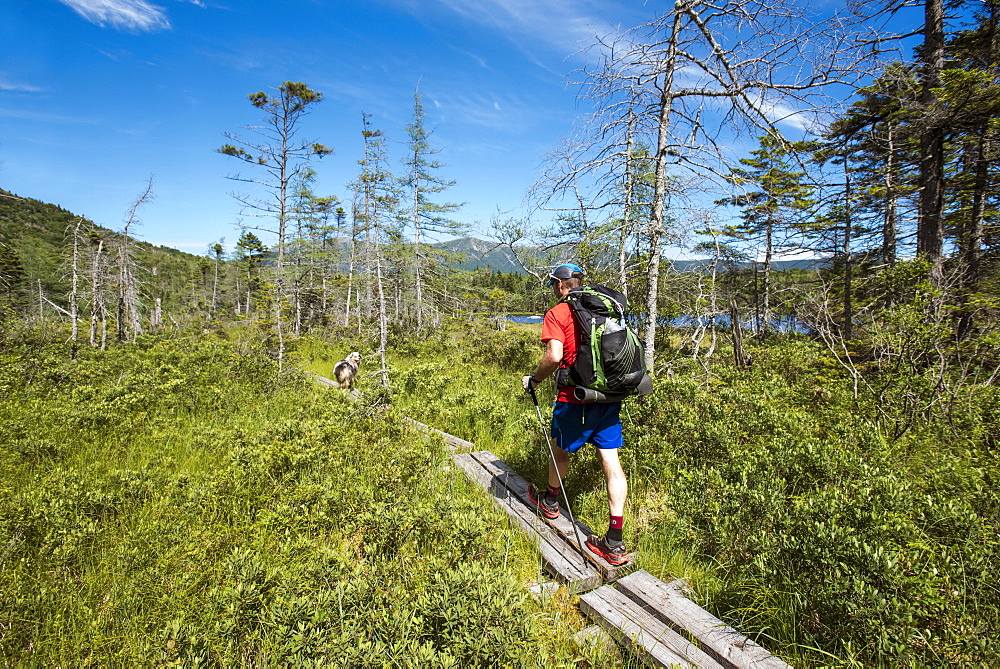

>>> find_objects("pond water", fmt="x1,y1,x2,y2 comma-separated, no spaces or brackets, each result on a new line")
506,313,808,333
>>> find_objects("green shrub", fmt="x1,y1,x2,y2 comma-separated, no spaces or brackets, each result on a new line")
0,326,566,666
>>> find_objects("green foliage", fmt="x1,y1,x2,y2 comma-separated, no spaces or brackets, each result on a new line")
390,321,1000,667
0,188,227,318
6,314,998,666
0,325,569,665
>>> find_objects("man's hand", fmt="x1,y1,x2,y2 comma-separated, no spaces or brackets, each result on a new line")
522,374,538,392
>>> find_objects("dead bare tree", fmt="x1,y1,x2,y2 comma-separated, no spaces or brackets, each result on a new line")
116,179,154,343
687,219,730,361
88,232,108,350
67,217,85,352
539,0,876,371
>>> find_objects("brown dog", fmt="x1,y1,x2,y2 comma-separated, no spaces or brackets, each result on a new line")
333,351,361,389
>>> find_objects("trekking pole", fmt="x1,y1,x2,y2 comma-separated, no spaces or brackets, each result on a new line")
527,386,586,552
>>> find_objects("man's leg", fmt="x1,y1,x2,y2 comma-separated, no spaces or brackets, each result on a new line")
586,445,629,564
548,439,570,489
595,446,627,518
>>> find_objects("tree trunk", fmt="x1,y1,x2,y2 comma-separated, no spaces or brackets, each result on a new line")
957,129,991,339
413,172,424,332
917,0,946,282
212,255,219,313
151,297,162,328
90,239,104,348
643,10,681,372
374,228,389,388
843,163,853,340
883,126,898,266
344,208,358,327
619,108,636,299
761,220,772,339
731,300,749,368
70,218,82,352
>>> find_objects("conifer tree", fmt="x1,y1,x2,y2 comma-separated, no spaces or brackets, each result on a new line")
402,86,463,330
235,231,266,316
209,239,224,315
719,134,815,336
219,81,332,369
941,1,1000,336
351,114,398,386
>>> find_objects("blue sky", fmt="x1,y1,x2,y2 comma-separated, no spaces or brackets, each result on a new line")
2,0,657,255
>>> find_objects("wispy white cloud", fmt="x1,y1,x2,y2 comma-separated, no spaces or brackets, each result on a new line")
0,75,42,93
57,0,171,32
390,0,620,59
0,107,97,125
753,96,815,134
441,0,601,51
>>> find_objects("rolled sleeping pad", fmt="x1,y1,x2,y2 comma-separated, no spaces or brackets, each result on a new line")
573,387,629,403
573,373,654,403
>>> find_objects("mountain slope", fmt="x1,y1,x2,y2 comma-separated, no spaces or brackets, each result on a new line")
0,189,210,310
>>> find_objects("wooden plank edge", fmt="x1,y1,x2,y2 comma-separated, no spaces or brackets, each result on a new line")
402,417,476,452
471,452,639,581
615,571,792,669
584,585,725,668
580,586,706,668
451,453,602,594
467,457,603,594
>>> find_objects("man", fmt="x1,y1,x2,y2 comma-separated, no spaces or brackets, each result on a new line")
522,263,629,566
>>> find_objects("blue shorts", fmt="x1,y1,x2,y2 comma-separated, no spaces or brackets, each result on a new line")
551,401,623,453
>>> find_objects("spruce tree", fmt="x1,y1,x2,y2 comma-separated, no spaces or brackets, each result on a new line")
719,133,815,336
402,86,463,331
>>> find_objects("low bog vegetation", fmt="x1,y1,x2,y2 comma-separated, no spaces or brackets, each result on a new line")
5,317,998,666
0,324,613,666
366,319,1000,667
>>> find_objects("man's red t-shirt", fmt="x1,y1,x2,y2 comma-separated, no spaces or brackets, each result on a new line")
541,301,583,403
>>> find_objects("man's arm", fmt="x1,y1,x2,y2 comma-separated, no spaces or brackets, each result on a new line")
524,338,563,390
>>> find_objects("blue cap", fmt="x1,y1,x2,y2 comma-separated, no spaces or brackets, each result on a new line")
546,263,584,287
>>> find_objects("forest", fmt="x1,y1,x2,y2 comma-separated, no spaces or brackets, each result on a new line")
1,0,999,666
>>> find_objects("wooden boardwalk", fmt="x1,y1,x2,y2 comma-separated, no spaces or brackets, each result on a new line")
404,417,792,668
314,379,790,668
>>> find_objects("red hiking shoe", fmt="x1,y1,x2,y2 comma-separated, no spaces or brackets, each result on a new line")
586,534,628,566
527,483,561,520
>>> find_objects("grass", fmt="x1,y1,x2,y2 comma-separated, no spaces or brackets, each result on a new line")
6,318,998,666
303,319,1000,667
0,324,628,666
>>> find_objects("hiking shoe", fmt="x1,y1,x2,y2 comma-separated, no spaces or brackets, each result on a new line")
586,534,629,566
527,483,560,520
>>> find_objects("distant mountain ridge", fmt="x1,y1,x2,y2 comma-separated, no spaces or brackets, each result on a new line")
430,237,529,273
431,236,824,274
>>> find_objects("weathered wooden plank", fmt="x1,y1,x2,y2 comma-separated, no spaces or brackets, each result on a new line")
451,452,496,488
471,452,638,581
451,452,602,594
615,571,792,669
312,373,362,402
402,417,476,452
471,452,596,539
580,585,723,668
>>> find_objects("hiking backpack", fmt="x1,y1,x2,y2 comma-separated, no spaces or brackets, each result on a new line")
561,285,648,395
